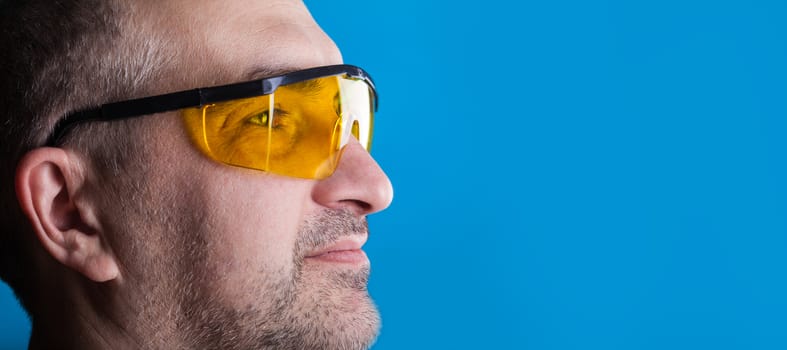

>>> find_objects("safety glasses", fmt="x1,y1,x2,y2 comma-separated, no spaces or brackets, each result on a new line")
46,65,378,179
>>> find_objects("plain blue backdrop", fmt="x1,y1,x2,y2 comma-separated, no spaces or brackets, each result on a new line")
3,0,787,349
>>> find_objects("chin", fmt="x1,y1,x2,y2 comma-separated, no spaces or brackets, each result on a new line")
288,265,381,349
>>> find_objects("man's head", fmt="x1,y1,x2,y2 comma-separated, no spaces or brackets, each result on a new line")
0,1,393,349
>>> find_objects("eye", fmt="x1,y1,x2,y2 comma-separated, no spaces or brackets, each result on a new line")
246,110,270,126
245,109,289,129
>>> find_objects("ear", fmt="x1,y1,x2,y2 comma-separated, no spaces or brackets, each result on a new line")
15,147,119,282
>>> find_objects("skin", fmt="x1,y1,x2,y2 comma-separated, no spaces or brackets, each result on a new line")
14,0,393,349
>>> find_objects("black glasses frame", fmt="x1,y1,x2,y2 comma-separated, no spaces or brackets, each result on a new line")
45,64,377,146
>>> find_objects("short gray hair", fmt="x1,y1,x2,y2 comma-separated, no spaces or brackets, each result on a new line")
0,0,171,314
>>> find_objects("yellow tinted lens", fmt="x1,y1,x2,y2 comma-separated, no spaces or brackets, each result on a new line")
181,75,374,179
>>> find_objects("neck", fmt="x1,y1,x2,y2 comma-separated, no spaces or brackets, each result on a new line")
27,272,141,350
28,312,124,350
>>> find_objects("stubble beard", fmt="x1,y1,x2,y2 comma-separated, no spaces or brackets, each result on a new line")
93,120,379,349
166,209,381,350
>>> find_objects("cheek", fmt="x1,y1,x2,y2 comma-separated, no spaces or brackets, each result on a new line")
146,111,316,299
210,185,304,271
176,162,314,294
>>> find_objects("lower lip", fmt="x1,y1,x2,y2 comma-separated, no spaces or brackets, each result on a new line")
306,250,368,264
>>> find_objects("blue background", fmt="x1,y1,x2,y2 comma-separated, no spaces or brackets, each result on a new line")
3,0,787,349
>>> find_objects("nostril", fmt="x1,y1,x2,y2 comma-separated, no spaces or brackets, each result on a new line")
339,199,372,215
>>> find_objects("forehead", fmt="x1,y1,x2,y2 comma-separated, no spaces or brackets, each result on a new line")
134,0,343,88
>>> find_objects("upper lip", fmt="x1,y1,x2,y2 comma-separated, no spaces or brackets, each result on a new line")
305,234,368,257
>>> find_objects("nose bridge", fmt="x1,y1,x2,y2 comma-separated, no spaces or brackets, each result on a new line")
311,138,393,215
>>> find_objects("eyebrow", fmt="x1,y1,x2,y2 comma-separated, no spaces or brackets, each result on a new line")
289,77,326,95
244,64,302,81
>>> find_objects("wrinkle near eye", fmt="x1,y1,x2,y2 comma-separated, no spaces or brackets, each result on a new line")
209,100,258,131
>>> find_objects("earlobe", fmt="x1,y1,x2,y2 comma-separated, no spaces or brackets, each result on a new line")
15,148,119,282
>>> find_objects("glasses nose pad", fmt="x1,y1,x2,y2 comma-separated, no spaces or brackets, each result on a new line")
326,114,360,171
331,117,343,152
325,116,345,172
351,119,360,141
338,114,359,149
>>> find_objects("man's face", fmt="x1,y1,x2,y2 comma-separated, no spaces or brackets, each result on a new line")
92,1,393,349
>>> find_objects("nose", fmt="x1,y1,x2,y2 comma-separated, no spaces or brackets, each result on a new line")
311,139,394,216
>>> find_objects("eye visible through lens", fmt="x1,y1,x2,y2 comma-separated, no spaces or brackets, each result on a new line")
246,110,270,126
245,108,290,130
